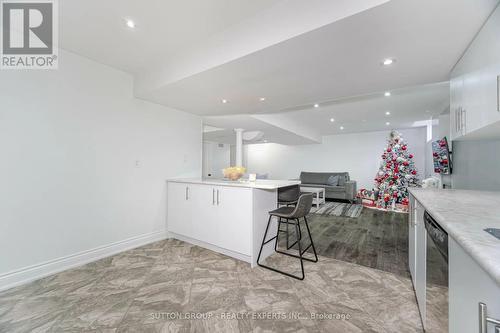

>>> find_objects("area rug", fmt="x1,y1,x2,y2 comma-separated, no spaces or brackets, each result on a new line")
310,202,363,218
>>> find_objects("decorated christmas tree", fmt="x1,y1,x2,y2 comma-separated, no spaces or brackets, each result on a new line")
374,130,419,211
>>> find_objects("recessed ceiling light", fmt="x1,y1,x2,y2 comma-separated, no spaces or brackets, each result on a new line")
314,104,319,108
221,99,228,104
263,139,268,143
382,58,395,66
362,119,367,122
386,122,391,126
126,19,136,28
259,97,266,102
425,110,430,113
330,118,335,122
385,111,391,116
340,126,344,130
384,91,391,97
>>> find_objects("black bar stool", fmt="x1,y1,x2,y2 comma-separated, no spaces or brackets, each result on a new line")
277,185,301,250
257,193,318,280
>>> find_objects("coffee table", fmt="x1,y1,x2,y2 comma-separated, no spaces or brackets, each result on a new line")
300,186,326,208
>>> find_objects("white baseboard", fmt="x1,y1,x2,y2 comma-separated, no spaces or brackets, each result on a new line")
169,232,252,265
0,230,169,292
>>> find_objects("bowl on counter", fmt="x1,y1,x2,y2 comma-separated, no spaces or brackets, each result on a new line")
222,167,246,181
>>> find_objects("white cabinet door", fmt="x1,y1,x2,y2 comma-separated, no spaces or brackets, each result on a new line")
415,201,427,326
449,238,500,333
408,196,418,285
167,182,192,237
214,186,253,256
191,184,219,245
450,6,500,140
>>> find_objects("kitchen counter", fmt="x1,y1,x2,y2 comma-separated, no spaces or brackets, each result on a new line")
409,188,500,286
168,178,301,190
166,178,299,267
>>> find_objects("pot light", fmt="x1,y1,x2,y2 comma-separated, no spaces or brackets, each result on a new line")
221,99,228,104
384,91,391,97
385,111,391,116
340,126,344,130
259,97,266,101
314,104,319,108
382,58,395,66
386,122,391,126
263,139,268,143
330,118,335,122
126,19,136,28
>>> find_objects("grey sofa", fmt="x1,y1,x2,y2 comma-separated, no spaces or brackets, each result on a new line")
300,172,357,202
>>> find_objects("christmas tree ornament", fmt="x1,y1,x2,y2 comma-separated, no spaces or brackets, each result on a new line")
372,130,420,212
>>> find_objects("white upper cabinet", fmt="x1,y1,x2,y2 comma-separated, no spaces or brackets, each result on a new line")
450,5,500,141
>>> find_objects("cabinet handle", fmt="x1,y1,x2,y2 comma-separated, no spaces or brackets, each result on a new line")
217,190,220,205
479,302,500,333
185,187,189,200
461,108,466,134
212,189,215,205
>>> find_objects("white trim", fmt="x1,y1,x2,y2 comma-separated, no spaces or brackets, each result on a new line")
168,232,251,265
0,230,169,292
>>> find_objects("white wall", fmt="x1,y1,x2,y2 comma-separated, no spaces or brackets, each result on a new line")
451,139,500,191
202,142,230,178
0,50,202,287
244,128,426,190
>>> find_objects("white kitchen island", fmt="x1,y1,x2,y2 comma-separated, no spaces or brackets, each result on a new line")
167,179,300,267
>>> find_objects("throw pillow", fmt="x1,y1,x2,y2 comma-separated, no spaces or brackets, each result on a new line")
327,175,339,186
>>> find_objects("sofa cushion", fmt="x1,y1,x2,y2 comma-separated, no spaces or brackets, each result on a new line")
324,186,346,193
300,172,349,186
300,172,330,185
327,175,339,186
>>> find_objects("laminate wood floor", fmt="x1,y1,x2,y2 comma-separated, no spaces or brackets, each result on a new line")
278,205,410,278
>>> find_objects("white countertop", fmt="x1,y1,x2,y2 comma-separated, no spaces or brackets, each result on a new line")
167,178,301,190
409,188,500,286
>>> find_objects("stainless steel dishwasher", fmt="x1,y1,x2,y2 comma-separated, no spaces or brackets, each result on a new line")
424,211,448,333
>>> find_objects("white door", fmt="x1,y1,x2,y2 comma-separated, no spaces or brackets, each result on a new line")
214,186,253,256
167,182,192,237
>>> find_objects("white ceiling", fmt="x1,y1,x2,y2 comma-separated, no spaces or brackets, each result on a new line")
59,0,498,143
59,0,282,74
138,0,498,116
202,115,318,145
203,82,450,144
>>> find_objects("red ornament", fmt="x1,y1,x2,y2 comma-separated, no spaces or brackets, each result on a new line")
393,192,398,198
409,154,414,159
384,196,390,202
442,159,449,165
402,145,407,151
393,175,399,180
403,161,409,166
411,170,417,175
387,148,392,153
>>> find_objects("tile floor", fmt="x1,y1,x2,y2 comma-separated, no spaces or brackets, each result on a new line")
0,239,423,332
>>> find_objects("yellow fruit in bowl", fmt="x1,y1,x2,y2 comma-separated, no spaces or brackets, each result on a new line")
223,166,246,181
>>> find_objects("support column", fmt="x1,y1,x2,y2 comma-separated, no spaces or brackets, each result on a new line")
234,128,244,167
